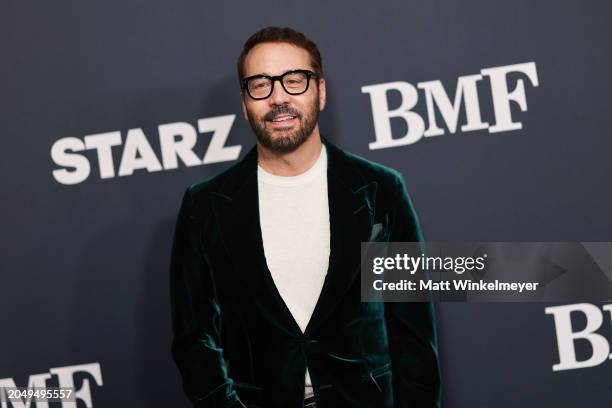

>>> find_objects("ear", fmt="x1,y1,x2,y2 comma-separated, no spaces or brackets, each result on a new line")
317,77,326,111
240,91,249,121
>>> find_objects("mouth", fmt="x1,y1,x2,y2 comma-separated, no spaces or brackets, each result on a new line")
267,114,298,127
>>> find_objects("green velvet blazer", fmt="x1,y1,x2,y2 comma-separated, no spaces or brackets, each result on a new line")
170,137,440,408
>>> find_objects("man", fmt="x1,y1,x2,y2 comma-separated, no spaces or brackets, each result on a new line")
170,26,440,408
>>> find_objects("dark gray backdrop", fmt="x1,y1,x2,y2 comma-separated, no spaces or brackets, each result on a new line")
2,1,611,406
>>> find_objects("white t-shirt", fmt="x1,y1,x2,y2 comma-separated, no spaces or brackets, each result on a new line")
257,145,330,398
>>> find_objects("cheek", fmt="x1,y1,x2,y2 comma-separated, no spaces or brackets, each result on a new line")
306,90,320,111
245,103,267,121
295,97,316,116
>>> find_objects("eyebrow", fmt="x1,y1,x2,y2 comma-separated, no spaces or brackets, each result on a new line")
245,68,307,77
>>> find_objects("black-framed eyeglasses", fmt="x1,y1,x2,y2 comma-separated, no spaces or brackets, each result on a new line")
241,69,319,100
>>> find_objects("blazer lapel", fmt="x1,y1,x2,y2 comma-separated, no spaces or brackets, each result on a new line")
211,146,303,337
305,139,377,334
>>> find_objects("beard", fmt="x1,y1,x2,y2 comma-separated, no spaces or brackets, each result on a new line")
246,93,320,154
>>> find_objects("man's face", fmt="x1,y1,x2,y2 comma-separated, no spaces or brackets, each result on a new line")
240,42,326,153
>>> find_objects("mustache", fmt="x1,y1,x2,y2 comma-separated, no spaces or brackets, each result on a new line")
264,105,301,121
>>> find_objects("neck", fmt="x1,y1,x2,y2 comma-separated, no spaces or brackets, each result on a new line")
257,127,324,176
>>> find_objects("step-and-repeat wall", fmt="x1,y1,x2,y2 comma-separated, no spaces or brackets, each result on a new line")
2,1,611,406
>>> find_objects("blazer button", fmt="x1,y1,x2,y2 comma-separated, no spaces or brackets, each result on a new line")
304,337,320,353
297,335,311,343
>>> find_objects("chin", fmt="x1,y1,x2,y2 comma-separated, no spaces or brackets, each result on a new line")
267,129,298,141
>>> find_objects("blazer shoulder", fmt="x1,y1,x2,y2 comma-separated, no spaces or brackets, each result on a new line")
340,148,404,189
185,146,256,202
328,144,413,214
186,167,231,199
175,163,242,223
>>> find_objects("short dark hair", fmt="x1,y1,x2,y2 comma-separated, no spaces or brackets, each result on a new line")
236,26,323,84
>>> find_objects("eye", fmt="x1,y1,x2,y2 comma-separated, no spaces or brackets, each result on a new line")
250,78,270,90
284,73,306,87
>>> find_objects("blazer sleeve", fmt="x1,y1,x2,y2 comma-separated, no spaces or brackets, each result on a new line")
170,187,246,408
385,173,441,408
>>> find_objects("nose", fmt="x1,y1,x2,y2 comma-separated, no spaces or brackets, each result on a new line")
268,78,291,105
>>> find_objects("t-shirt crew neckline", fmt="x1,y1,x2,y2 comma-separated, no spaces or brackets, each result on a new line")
257,145,327,187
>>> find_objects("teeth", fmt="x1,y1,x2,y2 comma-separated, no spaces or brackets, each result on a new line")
272,116,295,122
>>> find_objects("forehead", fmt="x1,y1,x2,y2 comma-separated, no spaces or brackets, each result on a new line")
243,42,313,77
